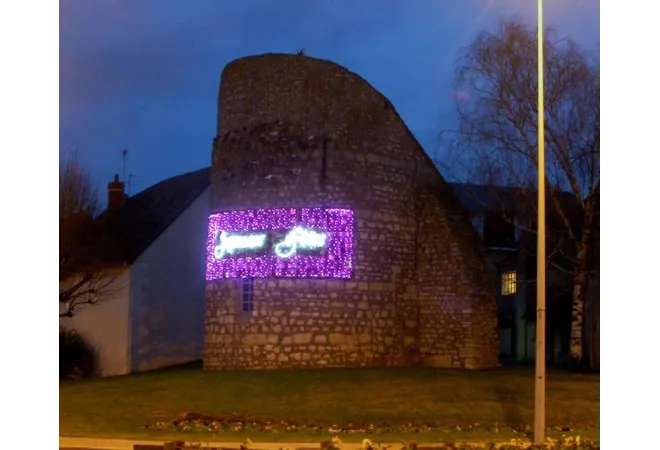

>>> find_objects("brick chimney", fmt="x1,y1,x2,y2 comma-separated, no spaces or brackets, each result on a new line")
107,174,126,210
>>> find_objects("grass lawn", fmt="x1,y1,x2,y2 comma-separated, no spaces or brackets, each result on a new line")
59,363,599,443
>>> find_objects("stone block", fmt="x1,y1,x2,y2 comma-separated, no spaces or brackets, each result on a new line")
293,333,312,344
370,282,384,291
329,333,358,346
241,334,267,345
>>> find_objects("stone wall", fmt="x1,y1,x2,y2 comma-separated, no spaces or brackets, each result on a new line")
205,54,498,370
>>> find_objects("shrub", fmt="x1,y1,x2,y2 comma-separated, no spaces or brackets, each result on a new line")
59,327,97,379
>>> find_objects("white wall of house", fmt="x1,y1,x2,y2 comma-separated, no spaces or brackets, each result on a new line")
59,270,131,377
128,187,210,372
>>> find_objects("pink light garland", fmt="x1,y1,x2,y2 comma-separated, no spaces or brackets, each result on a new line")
205,208,355,280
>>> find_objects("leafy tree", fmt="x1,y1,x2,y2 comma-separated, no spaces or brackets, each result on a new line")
439,19,599,367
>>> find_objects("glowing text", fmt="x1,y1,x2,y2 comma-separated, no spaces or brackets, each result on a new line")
214,231,267,259
274,227,327,258
213,227,327,260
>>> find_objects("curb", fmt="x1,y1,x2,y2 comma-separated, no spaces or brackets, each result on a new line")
59,437,534,450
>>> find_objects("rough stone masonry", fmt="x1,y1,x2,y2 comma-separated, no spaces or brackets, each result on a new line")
204,53,499,370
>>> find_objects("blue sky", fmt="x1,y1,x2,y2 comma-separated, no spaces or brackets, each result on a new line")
59,0,599,196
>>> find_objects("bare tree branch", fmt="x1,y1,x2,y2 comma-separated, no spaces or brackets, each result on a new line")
60,150,99,219
60,151,119,317
438,18,599,366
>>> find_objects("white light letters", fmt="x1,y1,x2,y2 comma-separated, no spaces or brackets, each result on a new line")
214,231,267,259
214,226,327,260
274,226,327,259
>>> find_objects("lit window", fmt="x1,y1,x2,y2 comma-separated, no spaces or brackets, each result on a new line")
501,271,517,296
241,277,254,312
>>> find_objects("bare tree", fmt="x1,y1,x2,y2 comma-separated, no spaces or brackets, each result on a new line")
59,152,117,317
60,151,99,219
438,19,599,367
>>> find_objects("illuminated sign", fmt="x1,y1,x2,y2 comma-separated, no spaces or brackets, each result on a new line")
214,232,268,259
205,208,354,280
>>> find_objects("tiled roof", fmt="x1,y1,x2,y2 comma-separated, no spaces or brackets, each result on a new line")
96,167,210,265
449,183,580,217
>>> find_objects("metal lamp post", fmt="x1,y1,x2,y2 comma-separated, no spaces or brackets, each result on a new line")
534,0,547,445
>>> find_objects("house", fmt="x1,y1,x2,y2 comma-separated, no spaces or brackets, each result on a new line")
450,183,538,363
59,168,210,377
450,183,591,365
203,54,500,370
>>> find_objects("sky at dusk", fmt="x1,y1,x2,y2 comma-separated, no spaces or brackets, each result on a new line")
60,0,599,197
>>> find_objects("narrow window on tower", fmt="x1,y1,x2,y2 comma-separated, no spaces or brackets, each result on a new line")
241,277,255,312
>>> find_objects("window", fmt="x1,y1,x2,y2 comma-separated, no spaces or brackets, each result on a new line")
501,271,517,296
241,277,254,312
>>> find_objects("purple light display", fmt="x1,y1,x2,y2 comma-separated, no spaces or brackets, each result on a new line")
205,208,355,280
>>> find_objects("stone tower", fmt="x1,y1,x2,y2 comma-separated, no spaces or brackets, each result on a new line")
204,54,499,370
